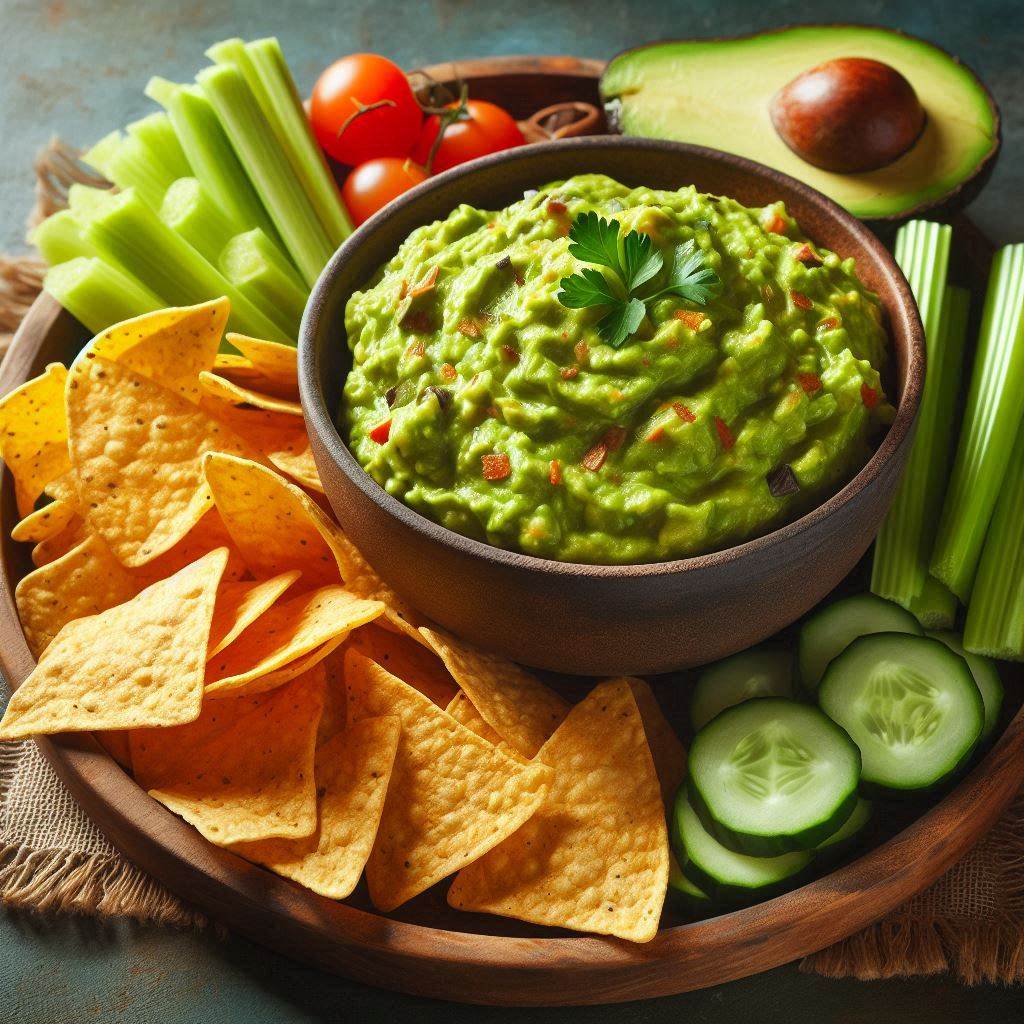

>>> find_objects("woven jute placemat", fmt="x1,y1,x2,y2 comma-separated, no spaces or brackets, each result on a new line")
1,141,1022,984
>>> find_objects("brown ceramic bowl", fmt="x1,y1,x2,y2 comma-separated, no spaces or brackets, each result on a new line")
299,137,923,676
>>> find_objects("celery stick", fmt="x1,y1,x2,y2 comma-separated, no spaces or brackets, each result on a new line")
871,222,956,609
146,77,284,250
83,130,177,210
197,63,334,288
208,36,351,245
125,112,192,181
160,177,236,265
80,187,289,343
963,418,1024,659
220,229,307,340
44,257,163,334
29,209,95,265
907,574,958,631
931,244,1024,599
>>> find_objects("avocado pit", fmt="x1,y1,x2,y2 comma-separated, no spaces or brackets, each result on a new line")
769,58,926,173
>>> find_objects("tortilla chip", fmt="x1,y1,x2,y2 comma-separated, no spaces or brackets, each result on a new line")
42,470,78,505
67,355,260,567
131,669,323,845
0,547,228,739
11,498,76,543
15,534,138,658
96,729,133,770
205,585,383,697
624,677,687,806
0,363,70,517
345,651,552,912
232,715,400,899
199,370,302,417
448,678,669,942
82,299,227,404
420,628,569,758
207,570,302,660
318,646,347,744
214,352,258,377
445,692,506,746
348,622,457,707
130,509,247,587
32,516,87,568
238,633,348,698
225,333,299,399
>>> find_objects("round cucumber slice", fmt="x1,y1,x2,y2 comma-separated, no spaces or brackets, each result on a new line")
818,632,984,793
926,631,1003,741
672,790,811,904
667,851,713,914
798,593,923,692
688,698,861,856
690,647,794,731
814,797,872,862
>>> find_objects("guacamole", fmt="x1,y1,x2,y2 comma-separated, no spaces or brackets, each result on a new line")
342,174,891,564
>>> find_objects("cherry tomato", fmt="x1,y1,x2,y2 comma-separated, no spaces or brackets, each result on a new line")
311,54,422,165
342,158,427,225
412,99,525,173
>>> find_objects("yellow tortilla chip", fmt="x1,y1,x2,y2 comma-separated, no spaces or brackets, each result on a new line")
0,363,70,517
624,678,687,806
348,622,458,707
32,516,87,568
232,715,400,899
15,534,138,658
345,651,552,912
448,678,669,942
129,509,247,587
67,355,259,567
420,628,569,758
131,669,324,845
207,570,302,660
317,646,347,744
238,633,348,698
82,299,227,404
199,370,303,417
445,692,507,746
42,470,78,505
225,333,299,399
96,729,133,771
205,585,383,697
11,498,76,543
0,547,228,739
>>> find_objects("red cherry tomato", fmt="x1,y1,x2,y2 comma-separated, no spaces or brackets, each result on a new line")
342,158,427,225
310,54,422,165
412,99,525,173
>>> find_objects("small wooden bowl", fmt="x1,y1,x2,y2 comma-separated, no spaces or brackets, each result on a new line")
300,137,923,675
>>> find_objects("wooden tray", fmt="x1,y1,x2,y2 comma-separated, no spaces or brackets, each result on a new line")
1,56,1020,1007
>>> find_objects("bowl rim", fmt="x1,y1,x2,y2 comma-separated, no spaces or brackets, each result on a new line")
299,136,923,580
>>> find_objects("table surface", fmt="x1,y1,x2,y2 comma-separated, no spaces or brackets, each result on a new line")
2,0,1024,1019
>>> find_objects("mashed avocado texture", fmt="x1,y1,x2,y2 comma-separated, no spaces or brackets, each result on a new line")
342,174,891,564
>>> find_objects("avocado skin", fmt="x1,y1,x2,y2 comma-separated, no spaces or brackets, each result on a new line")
600,24,1001,225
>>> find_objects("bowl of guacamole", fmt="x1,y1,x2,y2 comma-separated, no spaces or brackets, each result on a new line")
300,138,923,674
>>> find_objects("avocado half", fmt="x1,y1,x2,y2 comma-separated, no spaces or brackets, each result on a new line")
600,25,1001,221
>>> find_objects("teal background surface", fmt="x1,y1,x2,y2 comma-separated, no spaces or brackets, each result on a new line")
2,0,1023,1019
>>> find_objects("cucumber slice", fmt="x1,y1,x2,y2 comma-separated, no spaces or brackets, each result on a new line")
691,647,794,731
798,593,924,692
667,851,713,914
926,631,1003,741
688,698,861,855
672,789,812,903
815,797,872,860
818,633,984,793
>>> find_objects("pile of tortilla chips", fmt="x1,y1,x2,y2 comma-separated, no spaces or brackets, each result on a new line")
0,300,685,942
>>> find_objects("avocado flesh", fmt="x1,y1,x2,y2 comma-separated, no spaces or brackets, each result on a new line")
601,26,998,220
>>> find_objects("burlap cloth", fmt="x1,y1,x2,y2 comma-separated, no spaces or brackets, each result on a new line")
1,141,1023,984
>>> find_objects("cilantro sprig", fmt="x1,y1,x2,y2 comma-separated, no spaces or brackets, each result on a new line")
556,212,723,348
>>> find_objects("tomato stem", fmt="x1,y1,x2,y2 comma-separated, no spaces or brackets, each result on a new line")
337,97,397,139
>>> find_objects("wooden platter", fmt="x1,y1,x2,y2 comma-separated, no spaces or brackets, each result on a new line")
1,56,1020,1006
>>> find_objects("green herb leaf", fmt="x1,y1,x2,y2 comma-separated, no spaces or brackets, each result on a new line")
663,240,723,305
566,212,625,281
598,296,646,349
557,267,618,309
618,230,663,292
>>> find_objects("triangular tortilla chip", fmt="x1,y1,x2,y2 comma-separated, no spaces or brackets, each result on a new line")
348,623,457,707
448,678,669,942
232,715,400,899
237,634,348,699
32,516,87,568
131,669,323,845
420,628,569,758
11,498,76,543
345,651,552,912
130,509,248,587
0,363,70,516
199,370,302,417
207,570,301,660
205,585,383,697
0,547,228,739
624,677,687,806
225,333,299,399
67,355,260,566
15,534,138,658
444,692,524,760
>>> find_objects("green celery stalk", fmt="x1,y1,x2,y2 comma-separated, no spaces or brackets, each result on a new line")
963,418,1024,659
125,112,192,181
197,62,334,287
29,209,95,265
79,186,289,343
160,177,237,265
145,77,284,251
907,574,958,631
219,229,308,340
43,257,163,333
208,36,351,245
871,222,957,611
931,244,1024,599
83,130,178,211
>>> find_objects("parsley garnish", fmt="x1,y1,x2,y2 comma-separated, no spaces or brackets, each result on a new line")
556,212,723,348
